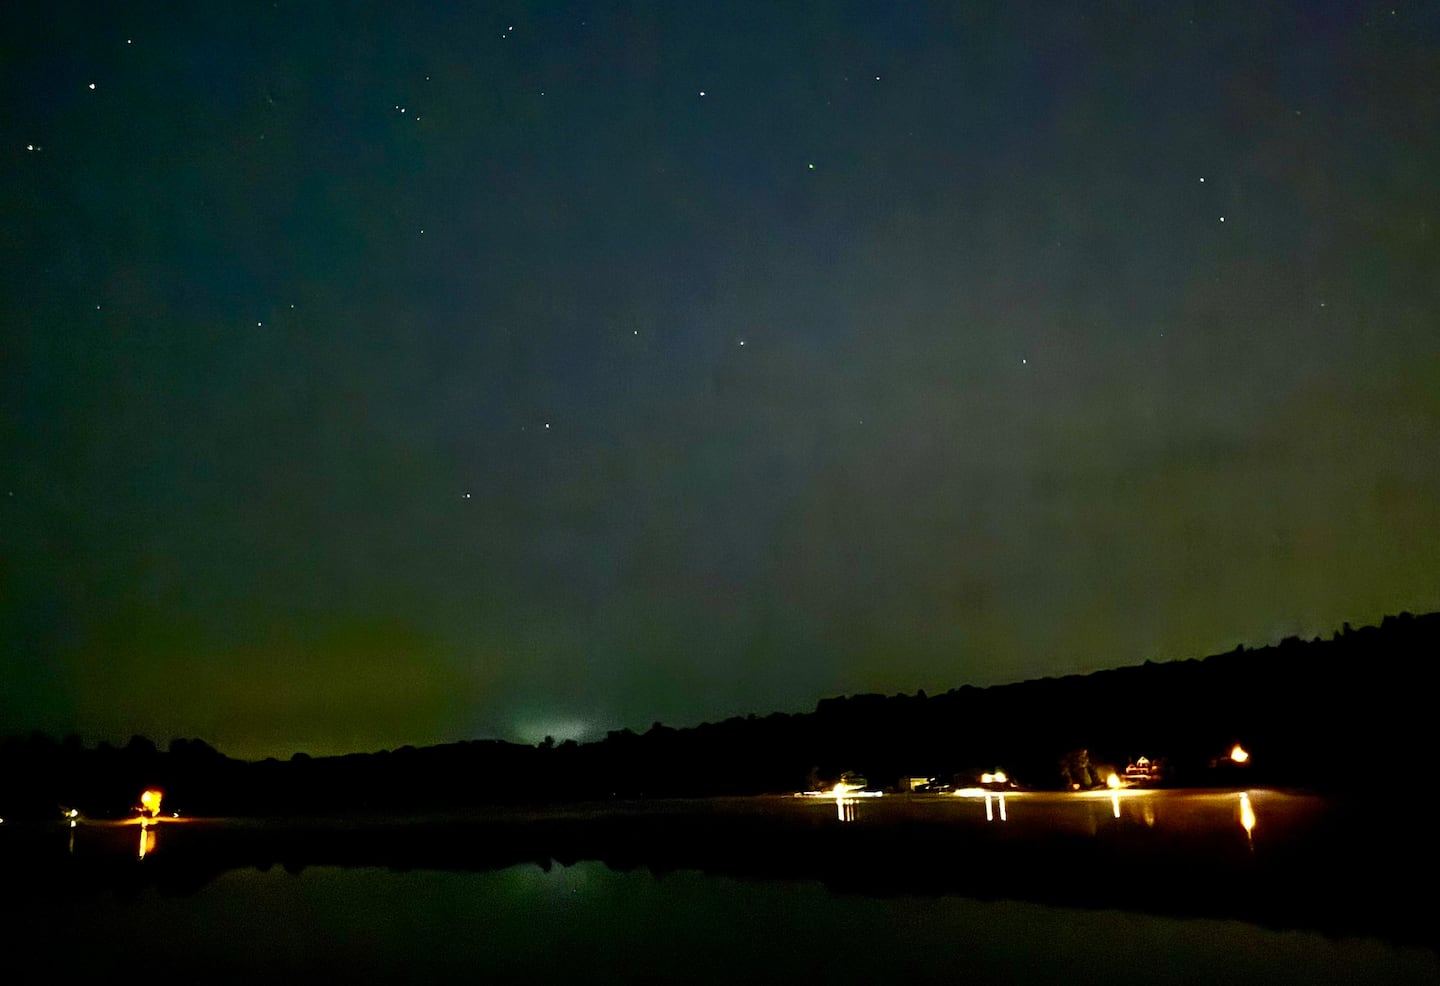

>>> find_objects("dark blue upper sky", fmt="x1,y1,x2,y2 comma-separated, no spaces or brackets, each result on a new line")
4,1,1438,757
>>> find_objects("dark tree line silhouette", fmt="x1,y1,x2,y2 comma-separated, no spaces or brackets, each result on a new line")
1,612,1431,818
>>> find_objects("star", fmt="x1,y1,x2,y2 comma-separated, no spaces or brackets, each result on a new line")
699,90,706,97
88,83,96,90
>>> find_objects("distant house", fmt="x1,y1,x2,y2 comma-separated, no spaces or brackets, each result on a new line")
1124,756,1162,785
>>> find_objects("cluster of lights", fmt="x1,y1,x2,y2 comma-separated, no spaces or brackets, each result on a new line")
798,746,1258,838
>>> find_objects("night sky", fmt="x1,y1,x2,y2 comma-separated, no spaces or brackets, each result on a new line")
5,2,1438,759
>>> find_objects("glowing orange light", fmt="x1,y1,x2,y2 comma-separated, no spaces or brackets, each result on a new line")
1106,773,1122,790
1112,792,1121,818
139,789,163,818
1230,744,1250,764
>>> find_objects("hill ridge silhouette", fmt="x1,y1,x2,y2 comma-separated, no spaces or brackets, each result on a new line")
2,611,1431,816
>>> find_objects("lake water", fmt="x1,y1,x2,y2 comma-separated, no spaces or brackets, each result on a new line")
11,862,1435,984
4,791,1436,983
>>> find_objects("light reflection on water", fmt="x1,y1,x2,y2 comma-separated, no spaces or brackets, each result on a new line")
11,861,1435,984
1240,792,1257,840
137,821,156,860
9,793,1436,982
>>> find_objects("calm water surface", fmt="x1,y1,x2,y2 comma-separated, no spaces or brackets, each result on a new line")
6,792,1436,983
24,862,1438,984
